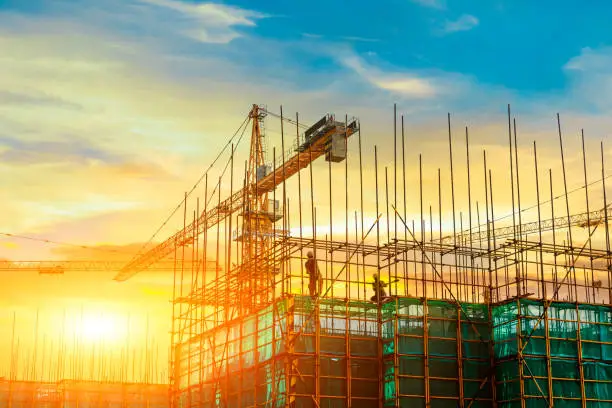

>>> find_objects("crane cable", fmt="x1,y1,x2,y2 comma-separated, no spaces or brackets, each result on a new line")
262,108,309,130
203,115,251,209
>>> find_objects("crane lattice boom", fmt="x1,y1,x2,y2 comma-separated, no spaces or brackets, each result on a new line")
0,260,220,274
441,204,611,245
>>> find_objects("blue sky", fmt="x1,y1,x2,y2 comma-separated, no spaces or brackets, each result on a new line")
2,0,611,100
234,0,611,93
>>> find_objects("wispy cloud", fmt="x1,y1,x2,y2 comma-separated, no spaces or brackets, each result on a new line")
0,91,83,110
302,33,322,39
137,0,266,43
0,135,120,165
301,34,379,43
563,46,612,111
564,46,612,72
340,54,439,98
341,36,379,43
411,0,446,10
440,14,479,34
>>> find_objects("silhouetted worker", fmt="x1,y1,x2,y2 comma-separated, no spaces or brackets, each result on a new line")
305,251,323,298
370,273,388,303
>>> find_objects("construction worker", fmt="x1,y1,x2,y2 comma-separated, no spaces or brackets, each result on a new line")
370,273,388,303
305,251,323,298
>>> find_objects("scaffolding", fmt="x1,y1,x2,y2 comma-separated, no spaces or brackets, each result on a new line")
160,105,612,407
0,379,168,408
493,299,612,408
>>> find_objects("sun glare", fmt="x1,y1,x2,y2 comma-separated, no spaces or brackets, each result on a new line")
79,314,122,342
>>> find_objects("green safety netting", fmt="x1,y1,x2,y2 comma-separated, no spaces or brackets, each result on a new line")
190,360,285,408
292,296,382,405
293,295,380,337
175,297,288,408
493,300,612,360
381,298,492,406
177,296,612,407
493,299,612,408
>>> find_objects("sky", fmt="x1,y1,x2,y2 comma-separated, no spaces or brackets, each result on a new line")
2,0,612,382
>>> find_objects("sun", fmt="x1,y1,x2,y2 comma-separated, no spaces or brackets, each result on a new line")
80,314,121,342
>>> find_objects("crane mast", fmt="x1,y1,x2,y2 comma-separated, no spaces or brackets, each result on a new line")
240,105,275,310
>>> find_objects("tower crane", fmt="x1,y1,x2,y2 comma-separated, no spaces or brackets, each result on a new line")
0,260,220,274
115,105,358,282
440,203,612,245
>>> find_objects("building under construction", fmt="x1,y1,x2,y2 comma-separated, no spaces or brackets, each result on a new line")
81,105,612,406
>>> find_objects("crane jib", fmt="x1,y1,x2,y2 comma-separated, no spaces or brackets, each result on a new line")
256,122,357,194
304,115,329,140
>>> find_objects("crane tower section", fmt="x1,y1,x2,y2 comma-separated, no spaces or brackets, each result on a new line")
236,105,356,313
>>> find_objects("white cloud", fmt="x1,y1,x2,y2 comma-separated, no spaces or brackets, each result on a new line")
340,36,379,43
339,53,467,99
565,47,612,73
137,0,266,43
377,77,435,95
562,47,612,110
411,0,446,9
341,54,435,97
440,14,479,34
302,33,322,39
